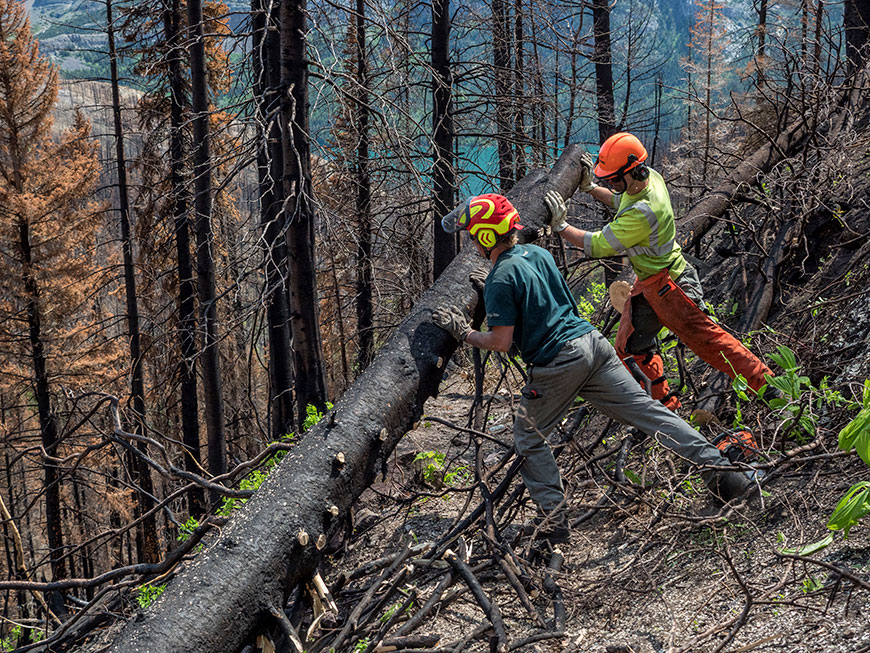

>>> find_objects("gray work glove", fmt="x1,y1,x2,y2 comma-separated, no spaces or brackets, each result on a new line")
544,190,569,233
579,151,598,193
469,267,488,294
432,307,472,342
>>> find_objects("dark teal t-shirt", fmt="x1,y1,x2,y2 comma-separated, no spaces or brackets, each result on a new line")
484,244,594,365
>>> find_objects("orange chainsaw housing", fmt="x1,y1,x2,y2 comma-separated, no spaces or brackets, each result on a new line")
712,429,759,463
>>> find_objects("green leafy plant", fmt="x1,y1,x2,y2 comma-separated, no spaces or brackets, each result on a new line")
837,380,870,465
414,450,446,485
303,401,334,432
827,380,870,538
0,625,21,651
353,637,370,652
576,280,607,322
413,451,469,495
136,583,166,609
216,403,331,517
780,533,834,556
827,483,870,537
443,465,469,486
802,576,825,593
380,598,412,624
778,380,870,555
177,516,200,542
746,346,848,439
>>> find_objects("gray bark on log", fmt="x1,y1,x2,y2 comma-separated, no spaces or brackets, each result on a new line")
104,146,587,653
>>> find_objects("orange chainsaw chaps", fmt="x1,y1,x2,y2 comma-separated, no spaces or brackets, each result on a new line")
636,270,773,392
615,295,681,411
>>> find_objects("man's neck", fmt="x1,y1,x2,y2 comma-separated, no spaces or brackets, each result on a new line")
626,177,650,195
489,243,513,262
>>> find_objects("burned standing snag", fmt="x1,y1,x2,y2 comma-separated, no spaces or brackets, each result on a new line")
103,147,588,653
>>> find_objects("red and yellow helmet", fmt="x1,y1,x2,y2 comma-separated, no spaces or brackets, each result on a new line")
594,132,648,179
456,193,523,248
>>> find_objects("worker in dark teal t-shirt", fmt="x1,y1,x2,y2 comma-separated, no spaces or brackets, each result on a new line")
483,243,593,365
433,193,760,543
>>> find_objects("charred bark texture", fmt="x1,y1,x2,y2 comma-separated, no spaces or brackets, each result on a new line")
188,0,228,482
591,0,615,141
252,0,296,439
281,0,329,422
105,146,587,653
163,0,205,515
107,0,159,565
431,0,457,279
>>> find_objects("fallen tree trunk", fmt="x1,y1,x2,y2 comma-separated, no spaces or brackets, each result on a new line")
678,120,806,252
679,64,870,250
103,146,587,653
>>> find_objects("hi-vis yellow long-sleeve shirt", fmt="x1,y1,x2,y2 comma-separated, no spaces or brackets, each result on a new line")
582,168,687,281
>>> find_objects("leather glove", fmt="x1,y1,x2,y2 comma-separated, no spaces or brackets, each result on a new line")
432,307,472,342
579,151,598,193
469,267,488,294
544,190,569,233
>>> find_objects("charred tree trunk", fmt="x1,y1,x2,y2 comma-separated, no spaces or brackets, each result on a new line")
591,0,617,284
280,0,329,422
591,0,615,142
17,218,65,613
107,0,158,563
355,0,374,370
492,0,514,190
756,0,767,86
252,0,296,439
431,0,457,280
845,0,870,76
188,0,227,483
164,0,205,515
105,146,588,653
513,0,527,179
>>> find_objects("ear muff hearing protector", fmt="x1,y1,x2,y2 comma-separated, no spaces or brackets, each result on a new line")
627,153,650,181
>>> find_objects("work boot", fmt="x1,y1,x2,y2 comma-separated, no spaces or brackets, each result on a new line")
520,510,570,544
702,470,752,503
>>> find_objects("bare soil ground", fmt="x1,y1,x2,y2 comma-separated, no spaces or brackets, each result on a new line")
325,356,870,653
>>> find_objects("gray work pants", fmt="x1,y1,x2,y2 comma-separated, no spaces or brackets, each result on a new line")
514,329,730,512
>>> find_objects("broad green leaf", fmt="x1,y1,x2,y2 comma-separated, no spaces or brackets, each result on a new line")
771,345,799,373
768,375,796,397
838,407,870,465
732,374,749,400
827,482,870,538
623,469,641,484
780,532,834,556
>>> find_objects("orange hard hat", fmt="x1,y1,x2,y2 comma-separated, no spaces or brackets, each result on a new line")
457,194,523,248
594,132,648,178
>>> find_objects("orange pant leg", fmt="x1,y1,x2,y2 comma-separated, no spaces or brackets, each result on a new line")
615,293,681,410
643,278,773,392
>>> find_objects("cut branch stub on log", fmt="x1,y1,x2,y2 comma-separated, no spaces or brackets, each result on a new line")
104,146,588,653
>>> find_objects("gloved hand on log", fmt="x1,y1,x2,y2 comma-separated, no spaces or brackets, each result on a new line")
544,190,569,233
432,307,472,343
